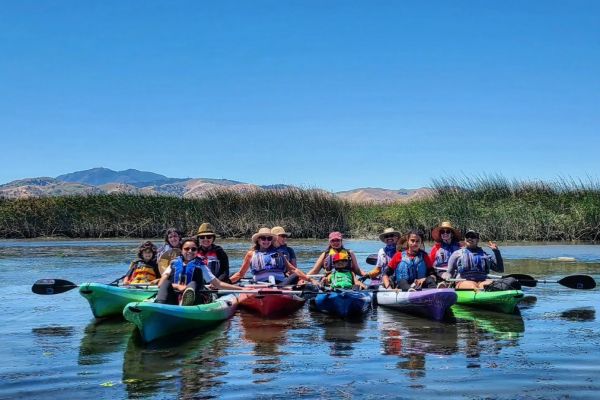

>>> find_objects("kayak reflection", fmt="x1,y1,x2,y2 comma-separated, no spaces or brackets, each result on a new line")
451,305,525,341
311,311,367,358
122,321,231,399
78,320,131,366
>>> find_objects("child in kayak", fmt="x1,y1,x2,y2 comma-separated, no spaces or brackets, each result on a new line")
156,237,242,306
383,230,437,291
323,251,367,290
157,227,182,273
123,241,161,285
307,231,367,286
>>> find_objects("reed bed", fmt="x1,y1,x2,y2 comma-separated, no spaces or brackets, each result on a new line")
1,177,600,241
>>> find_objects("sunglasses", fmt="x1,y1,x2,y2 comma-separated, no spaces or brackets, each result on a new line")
440,229,453,234
258,236,273,241
383,234,397,239
182,246,198,251
198,235,213,240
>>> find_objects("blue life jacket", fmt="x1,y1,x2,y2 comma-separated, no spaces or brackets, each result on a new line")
434,242,462,269
171,257,203,285
250,248,286,283
395,250,428,285
456,248,493,282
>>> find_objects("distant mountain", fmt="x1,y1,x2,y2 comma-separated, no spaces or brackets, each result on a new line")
0,168,430,202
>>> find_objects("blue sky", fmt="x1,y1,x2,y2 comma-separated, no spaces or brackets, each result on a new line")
1,1,598,192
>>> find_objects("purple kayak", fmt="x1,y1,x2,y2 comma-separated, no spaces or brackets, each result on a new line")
375,288,457,321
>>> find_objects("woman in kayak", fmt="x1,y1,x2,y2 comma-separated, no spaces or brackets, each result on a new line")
429,221,463,279
156,237,242,306
123,241,161,285
195,222,231,283
362,227,401,287
271,226,297,267
442,229,504,289
307,231,366,282
382,230,437,291
229,228,318,286
157,227,182,273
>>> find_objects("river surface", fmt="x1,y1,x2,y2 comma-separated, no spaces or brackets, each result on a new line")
1,239,599,399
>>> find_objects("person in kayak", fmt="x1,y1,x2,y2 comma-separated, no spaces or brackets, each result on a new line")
271,226,297,267
307,231,366,282
156,237,242,306
361,227,400,287
442,229,504,290
123,241,161,285
157,227,182,274
196,222,231,283
383,230,437,291
229,227,318,286
323,250,367,290
429,221,463,280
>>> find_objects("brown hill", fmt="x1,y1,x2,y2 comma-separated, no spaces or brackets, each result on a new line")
336,187,434,203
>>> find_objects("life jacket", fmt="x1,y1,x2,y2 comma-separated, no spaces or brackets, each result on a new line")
456,248,493,282
250,248,286,283
323,248,352,272
128,261,159,284
171,257,203,286
433,242,461,269
197,247,220,276
395,250,428,285
329,270,354,289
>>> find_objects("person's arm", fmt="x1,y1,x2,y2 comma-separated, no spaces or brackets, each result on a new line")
443,251,461,279
149,264,161,285
287,247,298,268
487,242,504,273
284,259,320,285
229,251,252,283
307,252,326,275
349,251,366,276
157,264,173,287
123,261,136,285
209,278,243,291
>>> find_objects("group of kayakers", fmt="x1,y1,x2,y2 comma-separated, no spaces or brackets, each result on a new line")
122,221,516,306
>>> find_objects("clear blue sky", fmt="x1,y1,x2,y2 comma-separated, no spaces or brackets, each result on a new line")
1,1,598,192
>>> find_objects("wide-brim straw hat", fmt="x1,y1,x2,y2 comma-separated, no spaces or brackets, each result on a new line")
271,226,291,237
251,227,275,244
431,221,462,242
378,227,400,242
196,222,217,237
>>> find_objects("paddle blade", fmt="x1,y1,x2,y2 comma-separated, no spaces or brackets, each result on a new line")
31,279,78,295
504,274,537,288
557,275,596,290
365,254,378,266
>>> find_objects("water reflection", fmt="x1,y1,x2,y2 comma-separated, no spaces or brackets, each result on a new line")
451,306,525,341
32,325,76,357
310,311,367,358
78,320,131,366
122,322,230,399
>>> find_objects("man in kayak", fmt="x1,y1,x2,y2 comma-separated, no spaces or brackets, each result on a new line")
442,230,504,290
361,227,400,287
382,230,437,291
156,237,243,306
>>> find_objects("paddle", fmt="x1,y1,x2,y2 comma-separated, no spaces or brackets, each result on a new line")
449,274,596,290
366,254,378,266
31,275,145,295
488,273,537,288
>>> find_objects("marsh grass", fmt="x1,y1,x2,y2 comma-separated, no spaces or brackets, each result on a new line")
2,177,600,241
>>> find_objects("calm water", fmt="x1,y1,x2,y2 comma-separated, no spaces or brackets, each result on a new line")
1,239,599,399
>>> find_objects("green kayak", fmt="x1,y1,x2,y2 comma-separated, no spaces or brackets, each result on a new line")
79,283,158,318
454,289,524,314
123,294,239,343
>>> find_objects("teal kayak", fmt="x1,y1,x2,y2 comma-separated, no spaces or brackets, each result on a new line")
79,283,158,318
123,294,239,343
455,289,524,314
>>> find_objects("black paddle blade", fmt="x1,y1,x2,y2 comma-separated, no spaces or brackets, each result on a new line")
365,254,378,266
558,275,596,290
504,274,537,288
31,279,78,295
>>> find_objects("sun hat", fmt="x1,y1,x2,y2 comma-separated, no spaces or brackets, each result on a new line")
271,226,291,237
379,227,400,242
251,227,275,244
196,222,217,237
464,229,480,239
328,231,343,241
431,221,462,242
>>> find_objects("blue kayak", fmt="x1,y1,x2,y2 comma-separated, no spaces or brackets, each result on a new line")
311,290,372,318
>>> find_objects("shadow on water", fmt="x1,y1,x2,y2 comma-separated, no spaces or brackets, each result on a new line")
540,307,597,322
309,310,367,358
122,320,231,399
78,319,132,366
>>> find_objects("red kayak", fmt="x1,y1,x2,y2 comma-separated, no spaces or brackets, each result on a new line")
238,287,306,318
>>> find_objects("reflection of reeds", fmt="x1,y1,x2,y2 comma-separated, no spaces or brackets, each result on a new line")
2,176,600,241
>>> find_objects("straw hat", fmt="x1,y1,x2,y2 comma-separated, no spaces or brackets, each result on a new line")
271,226,291,237
378,227,400,242
251,227,275,244
431,221,462,242
196,222,217,237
